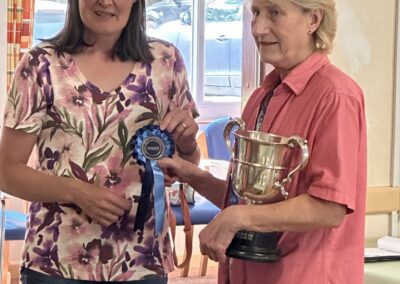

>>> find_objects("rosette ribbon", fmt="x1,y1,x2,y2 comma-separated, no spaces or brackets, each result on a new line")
130,125,175,235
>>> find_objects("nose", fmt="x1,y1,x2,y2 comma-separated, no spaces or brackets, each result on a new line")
97,0,113,6
251,16,271,37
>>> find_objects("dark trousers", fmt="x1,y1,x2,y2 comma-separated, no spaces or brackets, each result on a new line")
20,268,168,284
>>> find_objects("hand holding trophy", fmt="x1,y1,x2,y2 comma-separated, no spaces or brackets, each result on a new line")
224,117,309,262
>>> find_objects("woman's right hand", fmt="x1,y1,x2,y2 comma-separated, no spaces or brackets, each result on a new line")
70,181,132,227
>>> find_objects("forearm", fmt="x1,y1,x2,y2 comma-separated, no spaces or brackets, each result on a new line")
178,144,201,165
234,194,346,233
186,167,227,208
0,163,78,203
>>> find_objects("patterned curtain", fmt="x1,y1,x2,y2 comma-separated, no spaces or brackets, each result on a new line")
7,0,35,89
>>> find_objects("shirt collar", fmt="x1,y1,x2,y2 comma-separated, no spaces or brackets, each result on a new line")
261,52,330,96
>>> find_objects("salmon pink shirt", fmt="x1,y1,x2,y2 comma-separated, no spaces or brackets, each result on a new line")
219,52,367,284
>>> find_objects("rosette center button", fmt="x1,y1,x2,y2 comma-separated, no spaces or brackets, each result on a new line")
142,137,166,160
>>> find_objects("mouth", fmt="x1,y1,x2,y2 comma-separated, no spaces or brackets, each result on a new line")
94,10,116,18
259,41,278,46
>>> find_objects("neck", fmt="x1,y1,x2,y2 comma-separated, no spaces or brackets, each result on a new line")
83,31,121,58
276,48,316,79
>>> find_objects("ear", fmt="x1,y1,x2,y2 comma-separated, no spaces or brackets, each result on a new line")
308,8,323,34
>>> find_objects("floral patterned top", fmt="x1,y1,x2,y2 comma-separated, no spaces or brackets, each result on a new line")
3,39,197,281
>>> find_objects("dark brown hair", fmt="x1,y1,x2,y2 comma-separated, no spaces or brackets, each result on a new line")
46,0,154,63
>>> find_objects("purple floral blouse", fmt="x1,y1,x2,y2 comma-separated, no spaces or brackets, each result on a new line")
3,39,197,281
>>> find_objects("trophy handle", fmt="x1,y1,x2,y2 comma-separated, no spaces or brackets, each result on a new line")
223,117,246,158
274,136,309,199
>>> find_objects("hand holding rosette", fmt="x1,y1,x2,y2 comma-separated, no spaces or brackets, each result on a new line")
160,102,199,156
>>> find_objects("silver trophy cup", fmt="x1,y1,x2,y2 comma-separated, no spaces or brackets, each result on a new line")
224,117,309,262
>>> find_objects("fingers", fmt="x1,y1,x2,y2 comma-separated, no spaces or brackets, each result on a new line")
199,228,227,263
164,174,178,187
158,156,193,184
158,158,183,186
96,212,120,227
198,210,239,263
109,194,132,211
77,185,132,227
160,106,198,146
160,108,190,132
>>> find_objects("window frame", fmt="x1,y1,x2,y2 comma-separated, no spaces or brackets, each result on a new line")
190,0,246,121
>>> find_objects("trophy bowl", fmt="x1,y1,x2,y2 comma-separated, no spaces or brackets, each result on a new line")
224,117,309,262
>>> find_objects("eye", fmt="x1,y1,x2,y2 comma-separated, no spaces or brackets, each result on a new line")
251,7,260,17
268,8,280,17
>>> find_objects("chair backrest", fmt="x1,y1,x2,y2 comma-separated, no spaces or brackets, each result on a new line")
204,116,234,161
4,210,26,240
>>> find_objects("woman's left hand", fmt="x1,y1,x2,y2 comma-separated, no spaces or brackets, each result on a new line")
160,102,198,155
199,205,243,263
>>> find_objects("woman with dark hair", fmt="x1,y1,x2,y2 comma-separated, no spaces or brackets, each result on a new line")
0,0,200,283
49,0,153,62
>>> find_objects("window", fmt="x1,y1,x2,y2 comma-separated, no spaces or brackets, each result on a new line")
32,0,67,46
147,0,243,120
32,0,244,120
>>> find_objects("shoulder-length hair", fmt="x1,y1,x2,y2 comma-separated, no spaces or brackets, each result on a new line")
46,0,154,63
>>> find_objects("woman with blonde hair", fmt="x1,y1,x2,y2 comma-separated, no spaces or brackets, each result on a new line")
159,0,367,283
0,0,200,283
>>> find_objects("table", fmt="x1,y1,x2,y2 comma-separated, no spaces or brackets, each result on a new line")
364,261,400,284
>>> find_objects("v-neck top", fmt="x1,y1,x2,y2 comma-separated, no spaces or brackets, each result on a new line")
220,52,367,284
69,58,137,96
4,39,198,281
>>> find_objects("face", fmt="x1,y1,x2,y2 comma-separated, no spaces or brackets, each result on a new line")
79,0,136,40
251,0,320,74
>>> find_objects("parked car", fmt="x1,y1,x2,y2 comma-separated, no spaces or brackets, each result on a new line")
146,0,192,29
33,0,66,45
150,0,243,96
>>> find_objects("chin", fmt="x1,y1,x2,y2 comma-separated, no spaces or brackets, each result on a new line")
260,56,280,67
91,29,122,37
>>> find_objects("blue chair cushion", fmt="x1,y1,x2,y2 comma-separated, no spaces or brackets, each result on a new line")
1,210,27,240
171,193,220,226
204,116,234,161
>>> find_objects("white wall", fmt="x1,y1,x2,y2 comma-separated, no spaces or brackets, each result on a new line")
332,0,396,187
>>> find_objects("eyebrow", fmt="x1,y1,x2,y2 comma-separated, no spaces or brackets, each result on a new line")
251,1,282,10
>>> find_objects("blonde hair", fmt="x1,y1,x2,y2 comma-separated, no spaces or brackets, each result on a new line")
291,0,337,53
246,0,337,53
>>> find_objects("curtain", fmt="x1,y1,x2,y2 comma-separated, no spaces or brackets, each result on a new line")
7,0,35,89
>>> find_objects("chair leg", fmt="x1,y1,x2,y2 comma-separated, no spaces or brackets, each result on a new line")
179,248,190,277
2,242,9,284
198,254,209,276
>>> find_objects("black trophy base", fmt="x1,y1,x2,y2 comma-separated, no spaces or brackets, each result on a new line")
226,230,281,262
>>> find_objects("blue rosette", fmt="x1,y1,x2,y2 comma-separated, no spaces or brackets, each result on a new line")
130,125,175,235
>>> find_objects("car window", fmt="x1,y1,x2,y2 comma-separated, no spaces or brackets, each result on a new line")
33,0,67,45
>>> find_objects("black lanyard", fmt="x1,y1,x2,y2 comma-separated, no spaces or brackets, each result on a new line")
255,90,274,131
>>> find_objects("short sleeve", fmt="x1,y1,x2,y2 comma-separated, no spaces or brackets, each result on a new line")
306,91,365,212
3,49,47,134
171,46,199,118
